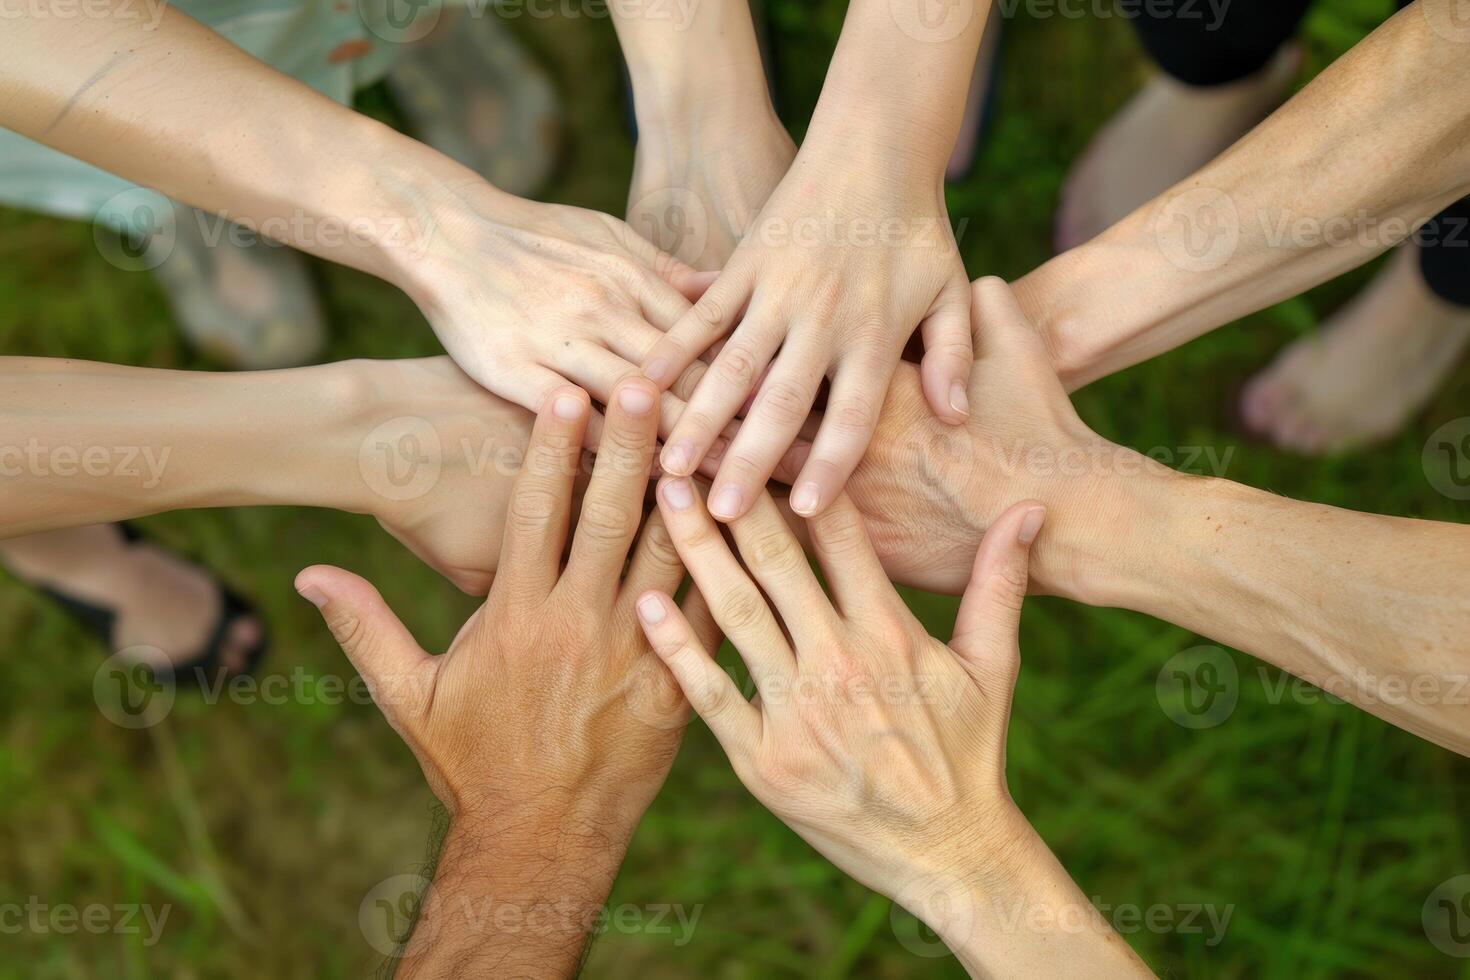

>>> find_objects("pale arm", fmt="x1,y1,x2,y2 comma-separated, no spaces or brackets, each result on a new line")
806,0,993,174
1015,0,1470,389
0,357,528,593
0,4,462,288
0,2,708,415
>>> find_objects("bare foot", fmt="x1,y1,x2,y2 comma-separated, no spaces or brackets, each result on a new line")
0,524,263,676
1054,45,1300,252
1241,246,1470,455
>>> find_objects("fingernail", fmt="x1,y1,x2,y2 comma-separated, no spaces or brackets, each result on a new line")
553,393,584,420
709,485,744,520
1017,506,1046,545
790,482,821,516
661,478,694,511
637,594,666,625
662,440,694,475
949,382,970,417
296,585,327,609
645,358,672,385
618,383,655,415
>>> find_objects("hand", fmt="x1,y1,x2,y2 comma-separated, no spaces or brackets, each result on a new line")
299,377,723,975
635,485,1154,976
298,375,715,820
340,357,811,594
845,277,1138,597
635,482,1042,897
641,145,974,522
401,183,716,433
627,111,795,270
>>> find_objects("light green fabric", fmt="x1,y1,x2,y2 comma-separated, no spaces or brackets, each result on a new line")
0,0,441,229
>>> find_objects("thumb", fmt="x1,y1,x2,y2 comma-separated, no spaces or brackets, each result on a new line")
295,565,432,725
948,501,1045,684
919,279,975,425
969,275,1052,365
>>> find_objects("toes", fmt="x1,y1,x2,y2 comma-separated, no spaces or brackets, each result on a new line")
1240,373,1289,434
1272,411,1322,455
220,615,264,675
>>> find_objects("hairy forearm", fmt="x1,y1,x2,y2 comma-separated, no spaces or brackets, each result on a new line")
1015,0,1470,388
0,1,485,291
398,795,637,980
807,0,991,174
1052,462,1470,755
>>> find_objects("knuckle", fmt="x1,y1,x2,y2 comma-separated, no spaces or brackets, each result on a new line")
829,397,877,436
638,518,682,569
747,529,803,575
989,567,1030,609
326,608,368,654
717,450,766,486
693,295,726,332
814,509,867,556
756,379,812,426
715,345,760,389
719,587,768,633
848,312,889,345
531,432,579,469
671,361,707,402
603,420,651,458
680,408,721,440
507,488,560,533
577,500,635,542
692,671,735,718
933,338,972,360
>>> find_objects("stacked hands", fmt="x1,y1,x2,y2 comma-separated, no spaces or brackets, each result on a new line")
5,0,1470,974
298,283,1151,976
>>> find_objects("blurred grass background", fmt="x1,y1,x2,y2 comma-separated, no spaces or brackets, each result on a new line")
2,0,1469,976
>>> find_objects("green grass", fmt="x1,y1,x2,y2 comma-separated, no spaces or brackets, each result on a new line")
2,2,1469,977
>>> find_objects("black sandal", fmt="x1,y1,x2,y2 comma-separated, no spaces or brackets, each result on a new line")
37,523,269,692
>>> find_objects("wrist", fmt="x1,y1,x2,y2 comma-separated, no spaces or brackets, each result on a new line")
176,361,373,515
888,803,1061,953
342,120,519,301
629,59,776,138
1013,232,1178,391
1030,451,1199,611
